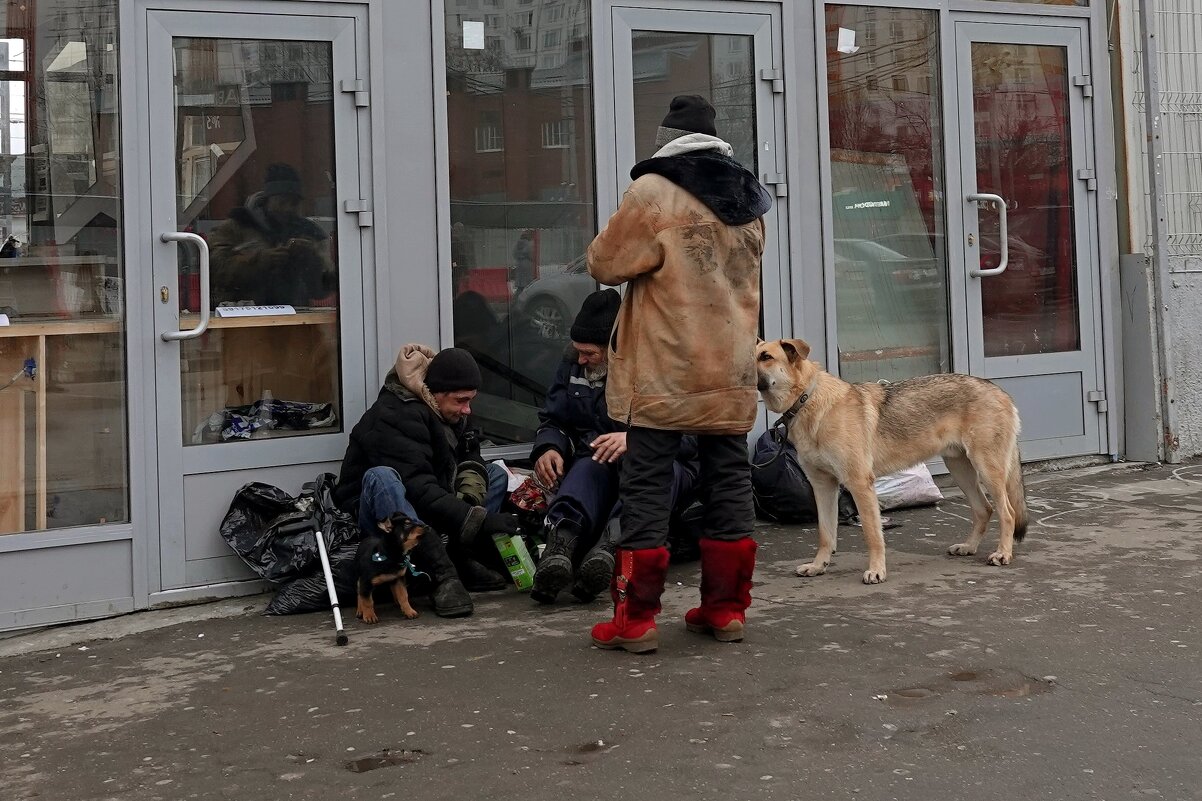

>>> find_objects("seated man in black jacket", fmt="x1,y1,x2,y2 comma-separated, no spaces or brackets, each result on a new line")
334,345,520,617
530,289,698,604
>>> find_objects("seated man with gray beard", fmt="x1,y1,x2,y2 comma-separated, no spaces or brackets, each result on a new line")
530,289,698,604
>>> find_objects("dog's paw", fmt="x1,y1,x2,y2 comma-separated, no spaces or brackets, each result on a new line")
361,612,379,624
403,608,420,620
862,568,887,585
948,543,977,557
795,561,828,577
986,551,1012,566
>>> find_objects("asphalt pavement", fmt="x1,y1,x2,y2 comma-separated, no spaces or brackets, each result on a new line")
2,460,1199,801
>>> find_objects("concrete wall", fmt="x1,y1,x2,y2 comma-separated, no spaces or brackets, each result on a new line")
1168,273,1202,456
1114,0,1202,460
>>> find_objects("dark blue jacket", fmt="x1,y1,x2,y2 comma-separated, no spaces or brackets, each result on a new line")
531,356,624,464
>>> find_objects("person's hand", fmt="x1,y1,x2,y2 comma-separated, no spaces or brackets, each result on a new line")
534,450,565,488
480,512,520,538
590,432,627,463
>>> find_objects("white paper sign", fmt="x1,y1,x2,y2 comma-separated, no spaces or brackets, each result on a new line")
837,27,860,54
215,305,296,318
0,313,9,326
463,20,485,50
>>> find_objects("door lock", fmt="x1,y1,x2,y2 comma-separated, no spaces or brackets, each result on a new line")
967,233,976,247
160,285,170,303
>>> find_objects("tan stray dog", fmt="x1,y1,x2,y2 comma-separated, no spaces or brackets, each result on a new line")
755,339,1028,584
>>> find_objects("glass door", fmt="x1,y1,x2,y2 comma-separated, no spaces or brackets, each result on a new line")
145,9,369,591
954,22,1103,459
610,4,788,428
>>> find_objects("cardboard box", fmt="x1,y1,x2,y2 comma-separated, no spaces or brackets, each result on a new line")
492,533,536,591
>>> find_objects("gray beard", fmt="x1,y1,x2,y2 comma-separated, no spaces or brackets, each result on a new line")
584,363,608,382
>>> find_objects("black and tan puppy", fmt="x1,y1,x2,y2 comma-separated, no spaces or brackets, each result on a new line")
355,513,427,624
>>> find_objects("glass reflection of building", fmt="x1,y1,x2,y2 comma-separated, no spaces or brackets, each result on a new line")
444,0,597,445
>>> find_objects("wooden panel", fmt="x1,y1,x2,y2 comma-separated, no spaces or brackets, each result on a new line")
0,390,26,534
0,318,122,339
179,319,339,440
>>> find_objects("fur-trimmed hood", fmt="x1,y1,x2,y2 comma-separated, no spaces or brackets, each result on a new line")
630,150,773,226
385,344,445,420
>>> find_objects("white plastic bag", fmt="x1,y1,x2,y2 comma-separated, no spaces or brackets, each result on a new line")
874,462,943,511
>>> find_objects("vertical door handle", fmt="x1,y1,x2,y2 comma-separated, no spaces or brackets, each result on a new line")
159,232,211,341
967,193,1009,277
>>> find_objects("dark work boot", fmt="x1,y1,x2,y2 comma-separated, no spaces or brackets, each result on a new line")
411,533,474,617
530,518,581,604
456,557,509,592
572,517,618,602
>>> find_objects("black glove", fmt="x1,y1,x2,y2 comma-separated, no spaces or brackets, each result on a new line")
480,512,520,538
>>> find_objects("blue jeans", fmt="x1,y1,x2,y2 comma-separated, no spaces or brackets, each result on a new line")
357,463,508,538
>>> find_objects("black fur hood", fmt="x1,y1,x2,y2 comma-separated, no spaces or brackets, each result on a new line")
630,151,773,225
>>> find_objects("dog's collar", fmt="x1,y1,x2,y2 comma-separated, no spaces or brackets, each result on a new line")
403,554,427,580
772,380,817,430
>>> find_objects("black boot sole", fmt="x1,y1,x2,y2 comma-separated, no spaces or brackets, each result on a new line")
531,554,573,603
571,553,614,602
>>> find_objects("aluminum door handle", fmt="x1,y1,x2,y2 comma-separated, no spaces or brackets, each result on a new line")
967,193,1009,277
159,231,211,341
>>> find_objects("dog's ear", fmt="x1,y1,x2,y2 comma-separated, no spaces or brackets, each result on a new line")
401,521,426,550
780,338,811,364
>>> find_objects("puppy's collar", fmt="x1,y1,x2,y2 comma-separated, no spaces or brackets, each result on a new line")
403,554,427,580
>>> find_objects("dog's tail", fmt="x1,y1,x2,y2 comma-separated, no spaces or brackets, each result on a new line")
1007,442,1029,542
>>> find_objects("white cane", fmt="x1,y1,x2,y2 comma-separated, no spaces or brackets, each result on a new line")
314,527,349,646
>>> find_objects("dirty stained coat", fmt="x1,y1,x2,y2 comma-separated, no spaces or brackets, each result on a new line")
587,170,767,434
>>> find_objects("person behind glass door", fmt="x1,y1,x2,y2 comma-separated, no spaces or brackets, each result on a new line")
511,229,536,293
332,345,521,618
586,94,773,653
208,162,335,308
528,288,699,605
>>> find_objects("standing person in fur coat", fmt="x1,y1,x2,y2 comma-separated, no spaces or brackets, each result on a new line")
586,95,773,653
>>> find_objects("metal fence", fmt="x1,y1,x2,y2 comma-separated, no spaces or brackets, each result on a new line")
1131,0,1202,270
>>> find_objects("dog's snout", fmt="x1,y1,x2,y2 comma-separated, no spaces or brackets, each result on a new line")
757,376,770,392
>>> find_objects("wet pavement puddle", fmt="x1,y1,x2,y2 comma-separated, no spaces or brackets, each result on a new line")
344,748,425,773
562,740,619,766
888,669,1052,705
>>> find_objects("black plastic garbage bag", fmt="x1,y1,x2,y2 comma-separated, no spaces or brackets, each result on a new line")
219,473,358,584
751,429,858,524
264,543,358,615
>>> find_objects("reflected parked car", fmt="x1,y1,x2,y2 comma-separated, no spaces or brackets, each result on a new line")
511,254,596,341
834,238,942,288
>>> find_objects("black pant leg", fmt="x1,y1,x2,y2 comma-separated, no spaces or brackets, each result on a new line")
698,433,755,540
618,427,682,550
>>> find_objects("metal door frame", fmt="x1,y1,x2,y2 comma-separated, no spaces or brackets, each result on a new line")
950,17,1104,459
134,2,372,597
608,2,789,346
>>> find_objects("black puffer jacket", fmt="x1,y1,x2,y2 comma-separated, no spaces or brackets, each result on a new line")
333,374,487,541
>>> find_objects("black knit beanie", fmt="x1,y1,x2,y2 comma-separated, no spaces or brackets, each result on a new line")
262,162,303,199
569,288,621,346
656,95,717,147
425,348,482,393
